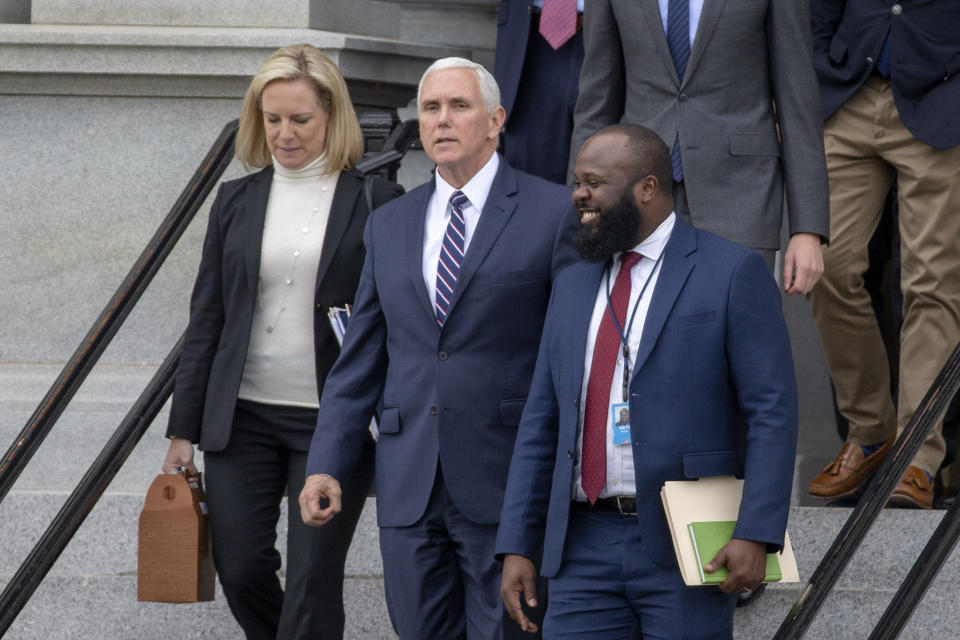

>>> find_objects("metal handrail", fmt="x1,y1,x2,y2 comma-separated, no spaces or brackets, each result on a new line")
867,490,960,639
355,119,420,176
0,116,422,508
0,119,239,505
0,118,419,635
0,335,184,636
774,342,960,639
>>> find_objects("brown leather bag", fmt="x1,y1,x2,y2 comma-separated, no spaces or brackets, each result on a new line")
137,470,215,602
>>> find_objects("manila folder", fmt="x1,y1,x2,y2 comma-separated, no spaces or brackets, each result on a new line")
660,475,799,586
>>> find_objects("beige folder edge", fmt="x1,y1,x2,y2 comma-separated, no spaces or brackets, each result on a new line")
660,475,800,586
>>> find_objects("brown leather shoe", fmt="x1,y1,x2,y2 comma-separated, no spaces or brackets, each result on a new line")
888,465,934,509
808,438,893,498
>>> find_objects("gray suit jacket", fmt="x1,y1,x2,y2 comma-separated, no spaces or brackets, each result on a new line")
569,0,829,250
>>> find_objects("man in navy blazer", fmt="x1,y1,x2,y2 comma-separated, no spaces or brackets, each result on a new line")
806,1,960,508
497,125,797,638
300,57,577,639
494,0,585,184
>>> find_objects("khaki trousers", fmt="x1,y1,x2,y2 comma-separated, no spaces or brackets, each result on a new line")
810,75,960,475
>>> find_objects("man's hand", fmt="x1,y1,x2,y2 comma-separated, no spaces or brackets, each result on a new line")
299,474,342,527
500,554,539,633
162,437,199,481
703,538,767,595
782,232,824,295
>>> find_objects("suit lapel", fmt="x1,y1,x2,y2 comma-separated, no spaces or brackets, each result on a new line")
685,0,728,83
406,183,438,323
243,167,272,295
442,161,519,319
632,218,698,374
315,170,361,294
642,0,682,85
566,262,606,405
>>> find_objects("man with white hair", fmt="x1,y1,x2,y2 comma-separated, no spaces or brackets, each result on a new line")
300,57,578,638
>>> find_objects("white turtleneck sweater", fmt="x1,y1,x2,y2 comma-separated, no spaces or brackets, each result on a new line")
237,154,340,408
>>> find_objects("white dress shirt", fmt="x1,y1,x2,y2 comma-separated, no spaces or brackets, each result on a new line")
658,0,705,49
573,213,676,501
422,153,500,310
532,0,585,12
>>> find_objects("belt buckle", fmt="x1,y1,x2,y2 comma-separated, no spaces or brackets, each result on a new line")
614,495,637,516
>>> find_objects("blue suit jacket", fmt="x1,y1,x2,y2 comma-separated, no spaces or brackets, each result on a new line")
306,158,579,527
496,217,798,577
811,0,960,149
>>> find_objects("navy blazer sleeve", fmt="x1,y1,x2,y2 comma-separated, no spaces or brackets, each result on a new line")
727,251,798,551
305,211,389,484
495,276,565,563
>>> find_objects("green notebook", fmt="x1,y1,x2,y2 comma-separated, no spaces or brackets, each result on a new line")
687,521,782,584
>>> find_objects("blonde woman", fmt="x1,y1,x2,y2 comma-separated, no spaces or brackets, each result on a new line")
162,44,403,639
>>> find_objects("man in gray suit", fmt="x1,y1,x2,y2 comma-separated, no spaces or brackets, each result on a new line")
570,0,829,294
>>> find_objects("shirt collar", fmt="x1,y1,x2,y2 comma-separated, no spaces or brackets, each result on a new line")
433,152,500,214
271,152,331,180
616,212,676,264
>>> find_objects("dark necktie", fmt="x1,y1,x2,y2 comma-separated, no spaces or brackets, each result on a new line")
581,251,642,503
435,191,468,326
667,0,690,182
877,33,892,78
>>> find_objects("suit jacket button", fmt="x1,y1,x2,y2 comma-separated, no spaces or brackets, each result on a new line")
679,92,689,102
430,405,438,415
867,56,875,65
891,3,902,15
567,449,573,458
438,351,448,360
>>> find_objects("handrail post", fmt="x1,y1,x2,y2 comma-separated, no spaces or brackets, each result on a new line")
774,342,960,639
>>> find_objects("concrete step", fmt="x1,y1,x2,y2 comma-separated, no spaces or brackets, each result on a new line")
5,495,959,639
0,363,393,639
735,507,960,639
0,493,391,640
3,365,960,639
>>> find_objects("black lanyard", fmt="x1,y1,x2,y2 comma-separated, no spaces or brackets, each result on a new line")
604,251,663,402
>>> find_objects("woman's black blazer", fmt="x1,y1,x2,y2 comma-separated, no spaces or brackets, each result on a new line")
166,165,404,451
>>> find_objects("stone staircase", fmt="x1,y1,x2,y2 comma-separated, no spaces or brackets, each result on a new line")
0,364,386,640
2,364,959,640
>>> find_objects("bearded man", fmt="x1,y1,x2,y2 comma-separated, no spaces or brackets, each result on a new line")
495,124,798,639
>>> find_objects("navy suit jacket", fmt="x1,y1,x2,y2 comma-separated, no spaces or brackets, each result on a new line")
811,0,960,149
495,0,535,122
306,158,579,527
496,217,798,577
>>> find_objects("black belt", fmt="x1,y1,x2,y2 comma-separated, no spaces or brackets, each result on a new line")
572,495,637,516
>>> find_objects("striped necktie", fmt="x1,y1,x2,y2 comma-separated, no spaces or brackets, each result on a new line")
667,0,690,182
435,190,468,326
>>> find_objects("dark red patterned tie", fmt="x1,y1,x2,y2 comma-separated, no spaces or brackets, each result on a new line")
581,251,642,503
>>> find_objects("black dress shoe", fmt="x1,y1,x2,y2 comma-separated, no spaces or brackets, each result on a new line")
736,582,766,608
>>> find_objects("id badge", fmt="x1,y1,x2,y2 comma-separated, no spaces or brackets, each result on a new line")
611,402,631,445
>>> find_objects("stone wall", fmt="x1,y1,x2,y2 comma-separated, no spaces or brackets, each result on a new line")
0,3,477,364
